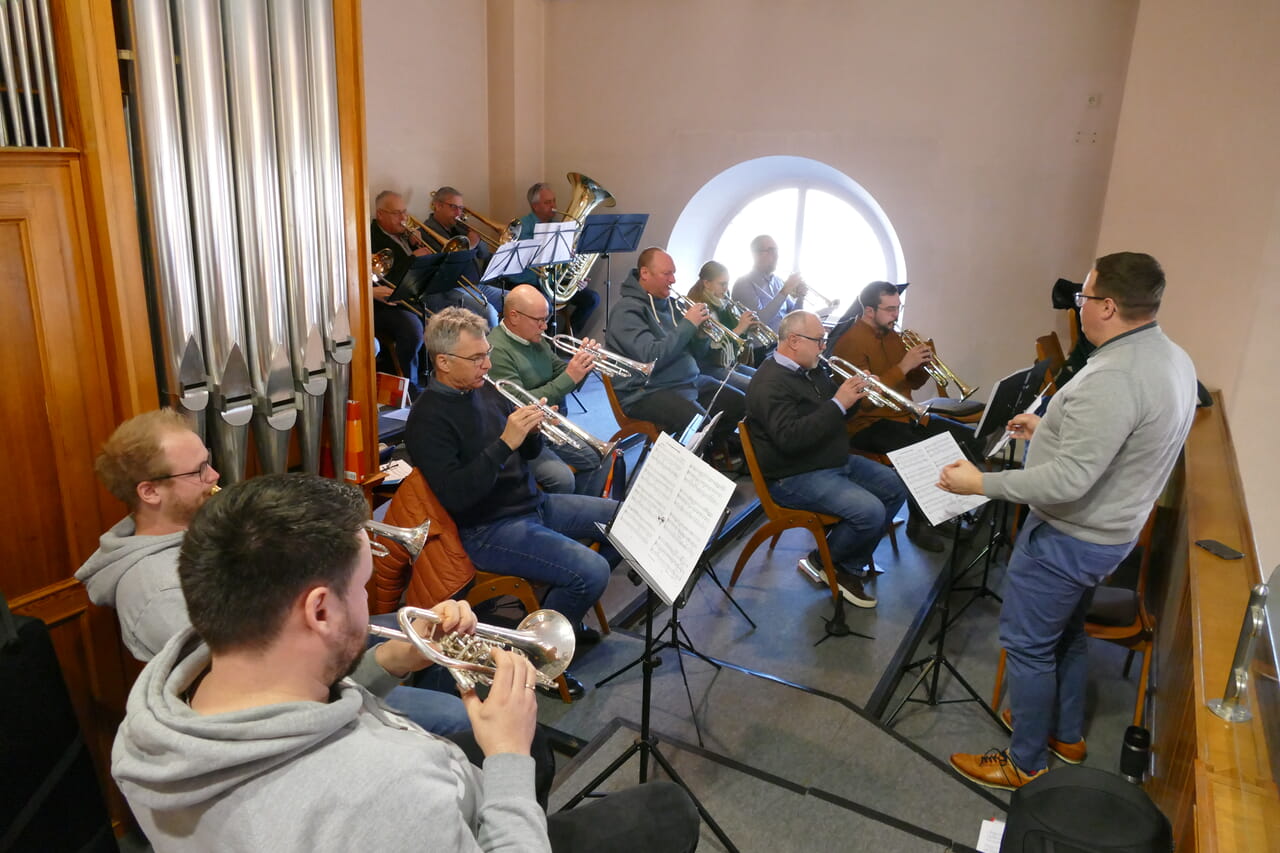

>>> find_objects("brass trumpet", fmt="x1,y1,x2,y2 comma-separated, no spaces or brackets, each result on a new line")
673,294,747,351
898,329,979,401
821,355,929,421
542,333,654,379
368,605,575,692
484,376,618,460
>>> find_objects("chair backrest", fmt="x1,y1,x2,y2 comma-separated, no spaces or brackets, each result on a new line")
737,420,787,521
371,469,477,613
601,374,660,443
1036,332,1065,393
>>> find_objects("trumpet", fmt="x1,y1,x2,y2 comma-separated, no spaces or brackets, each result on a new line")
364,518,432,562
820,355,929,421
801,282,841,314
673,294,747,351
723,296,778,347
368,605,575,692
542,333,654,379
484,376,618,460
898,328,979,401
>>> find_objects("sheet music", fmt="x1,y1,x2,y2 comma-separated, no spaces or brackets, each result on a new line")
886,432,989,526
481,238,541,281
531,221,578,265
607,433,735,605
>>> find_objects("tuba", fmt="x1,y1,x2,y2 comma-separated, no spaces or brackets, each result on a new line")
897,329,978,401
545,172,616,306
369,605,575,691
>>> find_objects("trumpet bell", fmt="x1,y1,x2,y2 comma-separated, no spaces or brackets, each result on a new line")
513,609,578,682
364,518,432,562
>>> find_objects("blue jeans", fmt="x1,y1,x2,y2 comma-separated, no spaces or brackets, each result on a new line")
366,613,472,736
1000,514,1133,772
424,284,503,328
768,455,907,571
458,494,618,626
530,442,607,496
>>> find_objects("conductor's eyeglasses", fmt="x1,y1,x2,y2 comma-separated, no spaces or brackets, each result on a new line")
1074,292,1108,308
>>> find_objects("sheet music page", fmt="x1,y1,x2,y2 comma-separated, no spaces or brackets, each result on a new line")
532,221,578,265
481,238,541,281
608,433,735,605
886,432,989,526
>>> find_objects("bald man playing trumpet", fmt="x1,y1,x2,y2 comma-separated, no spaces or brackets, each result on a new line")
488,284,607,496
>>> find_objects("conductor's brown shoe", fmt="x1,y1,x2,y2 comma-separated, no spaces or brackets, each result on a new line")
999,709,1087,764
950,749,1046,791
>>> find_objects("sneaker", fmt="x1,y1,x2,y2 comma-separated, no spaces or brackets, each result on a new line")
950,748,1046,791
999,709,1087,764
836,575,876,608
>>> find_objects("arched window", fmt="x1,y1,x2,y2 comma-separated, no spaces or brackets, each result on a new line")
669,156,904,313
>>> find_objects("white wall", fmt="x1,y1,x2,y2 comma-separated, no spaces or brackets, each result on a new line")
1097,0,1280,570
541,0,1139,386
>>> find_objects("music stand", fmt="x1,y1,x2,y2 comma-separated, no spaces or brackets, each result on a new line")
480,238,542,283
576,213,649,334
389,251,452,311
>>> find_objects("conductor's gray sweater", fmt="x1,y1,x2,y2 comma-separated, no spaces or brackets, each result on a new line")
982,323,1196,545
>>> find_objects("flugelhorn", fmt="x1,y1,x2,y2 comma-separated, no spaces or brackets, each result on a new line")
897,328,979,401
483,376,618,460
673,294,747,350
820,355,929,421
368,605,575,692
364,518,432,562
542,333,654,379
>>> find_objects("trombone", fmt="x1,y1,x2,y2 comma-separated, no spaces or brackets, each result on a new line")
542,333,654,379
459,206,524,250
673,294,747,351
820,355,929,421
483,376,618,460
368,605,575,692
402,213,492,308
897,328,979,401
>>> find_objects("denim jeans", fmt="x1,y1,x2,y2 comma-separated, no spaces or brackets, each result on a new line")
999,513,1133,772
530,442,608,496
768,455,907,571
366,612,472,736
458,494,618,626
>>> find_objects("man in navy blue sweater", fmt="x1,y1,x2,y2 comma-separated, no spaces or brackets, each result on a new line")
405,307,620,698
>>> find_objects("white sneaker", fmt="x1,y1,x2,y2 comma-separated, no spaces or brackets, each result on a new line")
838,577,877,608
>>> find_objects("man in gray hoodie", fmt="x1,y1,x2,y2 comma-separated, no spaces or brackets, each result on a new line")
604,247,745,445
75,409,470,736
112,473,699,852
938,252,1197,791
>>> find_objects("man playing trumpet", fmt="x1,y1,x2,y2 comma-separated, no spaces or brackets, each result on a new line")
488,284,607,496
407,307,623,698
112,472,699,852
832,280,974,551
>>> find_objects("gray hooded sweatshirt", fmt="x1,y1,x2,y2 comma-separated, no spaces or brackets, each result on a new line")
75,517,188,661
112,628,549,852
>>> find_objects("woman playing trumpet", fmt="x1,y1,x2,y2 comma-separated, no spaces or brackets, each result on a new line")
686,261,761,390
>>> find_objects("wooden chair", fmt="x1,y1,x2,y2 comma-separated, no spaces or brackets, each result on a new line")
600,374,660,446
729,420,843,604
1036,332,1065,394
991,507,1158,726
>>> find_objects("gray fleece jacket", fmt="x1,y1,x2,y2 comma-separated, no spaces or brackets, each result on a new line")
75,517,188,661
604,270,711,405
983,323,1196,545
112,628,549,853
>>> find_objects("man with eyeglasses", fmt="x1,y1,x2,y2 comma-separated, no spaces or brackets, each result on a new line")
731,234,809,331
487,285,606,496
418,185,505,327
516,182,600,337
405,308,622,698
744,311,909,607
831,280,975,552
76,409,474,736
939,252,1196,791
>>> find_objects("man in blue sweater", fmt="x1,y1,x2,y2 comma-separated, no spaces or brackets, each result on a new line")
940,252,1197,790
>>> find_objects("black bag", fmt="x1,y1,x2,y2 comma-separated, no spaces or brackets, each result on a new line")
0,591,119,853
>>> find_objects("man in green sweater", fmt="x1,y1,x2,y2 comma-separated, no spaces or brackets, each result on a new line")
488,285,606,495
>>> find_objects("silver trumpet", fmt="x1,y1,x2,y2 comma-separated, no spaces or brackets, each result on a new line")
673,294,747,350
368,605,576,692
364,518,432,561
484,376,618,460
821,355,930,422
723,296,778,347
543,333,654,379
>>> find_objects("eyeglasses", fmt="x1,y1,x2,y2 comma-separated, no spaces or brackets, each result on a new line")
791,332,827,346
1073,292,1108,308
511,308,549,326
378,207,408,216
150,460,213,483
444,348,493,364
436,202,464,213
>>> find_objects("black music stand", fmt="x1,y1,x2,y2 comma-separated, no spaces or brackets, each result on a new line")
389,251,452,311
576,213,649,334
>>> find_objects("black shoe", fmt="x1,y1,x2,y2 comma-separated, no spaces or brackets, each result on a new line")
538,672,586,700
906,515,946,552
575,624,601,646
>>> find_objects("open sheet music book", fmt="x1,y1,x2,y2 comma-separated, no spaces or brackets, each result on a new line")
886,432,990,527
606,433,735,606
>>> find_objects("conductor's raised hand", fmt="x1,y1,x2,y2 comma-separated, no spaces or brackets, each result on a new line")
499,403,545,450
461,649,539,758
